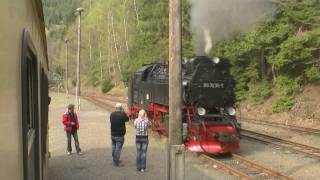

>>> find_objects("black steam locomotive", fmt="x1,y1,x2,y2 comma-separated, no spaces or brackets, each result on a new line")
128,56,240,154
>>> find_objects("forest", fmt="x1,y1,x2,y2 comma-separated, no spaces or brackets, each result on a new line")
43,0,320,113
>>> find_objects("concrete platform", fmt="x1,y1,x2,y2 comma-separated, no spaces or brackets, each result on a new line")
48,92,231,180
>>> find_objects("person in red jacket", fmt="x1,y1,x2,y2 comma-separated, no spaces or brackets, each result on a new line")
62,104,82,155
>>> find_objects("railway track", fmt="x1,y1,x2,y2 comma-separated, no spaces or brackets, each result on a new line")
242,129,320,160
84,96,320,160
88,94,127,104
200,154,293,180
83,95,120,111
86,95,295,179
241,118,320,136
50,89,127,108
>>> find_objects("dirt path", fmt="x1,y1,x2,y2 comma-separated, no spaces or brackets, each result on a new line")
48,92,230,180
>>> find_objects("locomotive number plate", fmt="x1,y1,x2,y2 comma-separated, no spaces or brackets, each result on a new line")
203,82,224,88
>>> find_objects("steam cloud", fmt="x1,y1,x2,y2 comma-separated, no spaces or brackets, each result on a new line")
190,0,275,55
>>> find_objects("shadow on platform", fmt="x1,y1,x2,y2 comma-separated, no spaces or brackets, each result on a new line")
49,146,166,180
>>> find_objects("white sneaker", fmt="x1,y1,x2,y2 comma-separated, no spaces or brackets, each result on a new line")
77,152,83,155
67,152,71,155
140,169,145,172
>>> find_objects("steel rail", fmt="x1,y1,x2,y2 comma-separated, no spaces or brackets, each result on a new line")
242,129,320,160
85,95,294,179
200,154,293,180
241,118,320,136
49,89,126,106
88,94,127,104
82,96,115,111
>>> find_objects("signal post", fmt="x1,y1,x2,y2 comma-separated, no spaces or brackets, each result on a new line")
168,0,185,179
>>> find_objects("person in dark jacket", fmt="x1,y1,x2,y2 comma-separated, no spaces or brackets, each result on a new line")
62,104,82,155
110,103,129,167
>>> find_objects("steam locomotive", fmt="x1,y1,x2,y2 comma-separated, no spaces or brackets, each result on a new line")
128,56,240,154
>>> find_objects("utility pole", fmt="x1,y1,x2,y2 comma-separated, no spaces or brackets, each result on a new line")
168,0,185,179
65,39,69,95
76,7,84,111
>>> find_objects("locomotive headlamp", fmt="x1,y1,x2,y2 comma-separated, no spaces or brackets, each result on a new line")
225,107,236,116
182,80,188,86
197,107,206,116
212,57,220,64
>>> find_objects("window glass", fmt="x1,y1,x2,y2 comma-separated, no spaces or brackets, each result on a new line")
25,54,37,134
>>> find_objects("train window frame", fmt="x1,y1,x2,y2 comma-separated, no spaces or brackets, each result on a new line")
40,67,49,161
21,29,39,180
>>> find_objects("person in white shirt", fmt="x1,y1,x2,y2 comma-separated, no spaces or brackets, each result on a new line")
134,109,151,172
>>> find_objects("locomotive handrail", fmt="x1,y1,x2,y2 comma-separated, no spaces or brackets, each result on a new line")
191,121,238,126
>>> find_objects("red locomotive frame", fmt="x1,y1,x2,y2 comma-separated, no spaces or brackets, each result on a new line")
129,103,239,154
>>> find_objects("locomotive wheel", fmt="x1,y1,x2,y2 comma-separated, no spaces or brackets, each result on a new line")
148,111,159,131
129,114,135,121
151,116,156,131
131,111,138,121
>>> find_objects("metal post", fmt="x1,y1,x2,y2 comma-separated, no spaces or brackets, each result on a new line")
65,39,69,95
168,0,185,179
76,8,84,111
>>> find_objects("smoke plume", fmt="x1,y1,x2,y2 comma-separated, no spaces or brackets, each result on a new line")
190,0,275,55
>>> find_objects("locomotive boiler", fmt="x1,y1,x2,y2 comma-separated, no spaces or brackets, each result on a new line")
128,56,240,154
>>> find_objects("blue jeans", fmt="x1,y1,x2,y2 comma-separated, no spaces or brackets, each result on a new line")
136,136,148,170
111,136,124,164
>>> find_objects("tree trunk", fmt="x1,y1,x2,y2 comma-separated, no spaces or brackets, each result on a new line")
99,50,103,81
111,13,122,77
133,0,142,32
123,0,130,57
99,35,103,82
108,11,116,76
89,33,92,65
88,1,92,79
124,16,129,55
296,26,304,37
272,65,277,81
108,61,111,75
260,48,267,80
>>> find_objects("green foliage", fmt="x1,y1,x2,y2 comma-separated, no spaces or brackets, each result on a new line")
305,66,320,81
101,79,114,94
273,76,301,96
248,81,273,105
71,79,76,87
268,35,312,69
50,64,64,86
272,76,300,112
272,96,295,112
43,0,81,39
50,0,193,89
212,0,320,112
85,70,100,87
47,0,320,114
